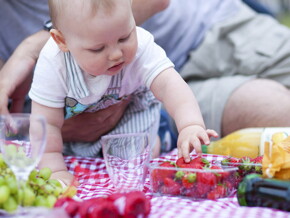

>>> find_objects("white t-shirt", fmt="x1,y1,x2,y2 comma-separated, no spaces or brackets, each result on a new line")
29,27,174,108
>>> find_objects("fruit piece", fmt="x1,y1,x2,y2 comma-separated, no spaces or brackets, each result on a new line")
89,200,119,218
189,156,210,169
161,178,181,195
175,171,185,180
39,167,52,180
54,197,80,217
123,191,151,218
158,161,176,178
3,196,18,212
78,198,102,218
196,171,217,197
210,165,230,182
0,185,10,204
182,173,196,188
176,157,190,168
207,185,227,200
47,195,57,208
221,157,239,166
251,156,263,164
22,187,36,206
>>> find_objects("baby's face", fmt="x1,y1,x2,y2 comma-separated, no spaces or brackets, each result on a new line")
60,0,137,77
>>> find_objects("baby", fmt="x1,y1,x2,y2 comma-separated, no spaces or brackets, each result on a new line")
29,0,217,185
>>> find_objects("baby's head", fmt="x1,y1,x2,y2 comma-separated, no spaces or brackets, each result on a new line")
48,0,137,77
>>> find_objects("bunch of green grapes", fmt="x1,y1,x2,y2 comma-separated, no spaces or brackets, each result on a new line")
0,153,68,213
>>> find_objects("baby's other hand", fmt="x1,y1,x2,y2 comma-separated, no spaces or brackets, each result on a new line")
50,170,77,188
177,125,218,163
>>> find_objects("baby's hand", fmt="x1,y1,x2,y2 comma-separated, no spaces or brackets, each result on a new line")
50,170,77,188
177,125,218,163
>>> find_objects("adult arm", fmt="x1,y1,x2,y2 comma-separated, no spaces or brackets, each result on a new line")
0,30,50,114
132,0,169,25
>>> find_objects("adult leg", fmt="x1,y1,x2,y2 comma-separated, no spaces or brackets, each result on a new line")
222,79,290,136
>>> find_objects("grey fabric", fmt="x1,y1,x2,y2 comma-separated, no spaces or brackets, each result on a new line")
0,0,50,61
180,2,290,135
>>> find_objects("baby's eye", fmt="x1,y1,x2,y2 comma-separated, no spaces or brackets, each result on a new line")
119,34,131,43
90,46,104,53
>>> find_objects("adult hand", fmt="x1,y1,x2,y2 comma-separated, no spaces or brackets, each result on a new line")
62,98,131,142
0,30,50,114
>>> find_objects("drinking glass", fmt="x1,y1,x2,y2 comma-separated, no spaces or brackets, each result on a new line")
101,133,151,192
0,114,47,208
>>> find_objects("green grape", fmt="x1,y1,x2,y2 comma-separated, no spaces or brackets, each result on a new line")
3,196,18,212
0,185,10,204
48,179,62,188
17,188,23,204
39,167,52,181
6,177,17,194
35,177,46,187
0,176,5,186
43,184,54,195
46,195,57,208
34,195,48,207
53,186,63,196
29,169,38,182
0,153,6,168
22,187,36,206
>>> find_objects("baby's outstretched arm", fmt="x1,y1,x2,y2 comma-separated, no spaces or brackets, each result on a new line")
32,101,74,186
151,67,218,161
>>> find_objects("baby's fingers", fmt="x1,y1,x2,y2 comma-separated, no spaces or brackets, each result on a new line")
198,131,211,145
206,129,218,138
190,137,202,155
178,141,191,163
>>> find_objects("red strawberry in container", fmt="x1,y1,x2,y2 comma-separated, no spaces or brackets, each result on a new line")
160,177,181,195
221,157,239,167
176,156,209,169
196,170,217,197
207,184,227,200
182,173,196,189
155,161,177,179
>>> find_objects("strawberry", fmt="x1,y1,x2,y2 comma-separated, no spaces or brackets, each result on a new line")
161,177,181,195
210,165,230,182
54,197,80,217
207,185,227,200
182,173,196,188
196,171,217,196
221,157,239,167
151,161,176,189
89,200,119,218
176,157,191,168
123,191,151,218
158,161,177,179
252,156,263,164
190,156,210,168
239,156,253,171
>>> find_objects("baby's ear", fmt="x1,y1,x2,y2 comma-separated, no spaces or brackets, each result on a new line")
50,29,69,52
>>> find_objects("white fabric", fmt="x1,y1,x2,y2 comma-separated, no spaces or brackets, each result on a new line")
141,0,240,71
29,27,174,108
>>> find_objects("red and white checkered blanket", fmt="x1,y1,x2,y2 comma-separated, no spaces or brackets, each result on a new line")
65,149,290,218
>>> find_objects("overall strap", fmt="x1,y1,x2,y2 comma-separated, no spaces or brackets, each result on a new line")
64,52,90,99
